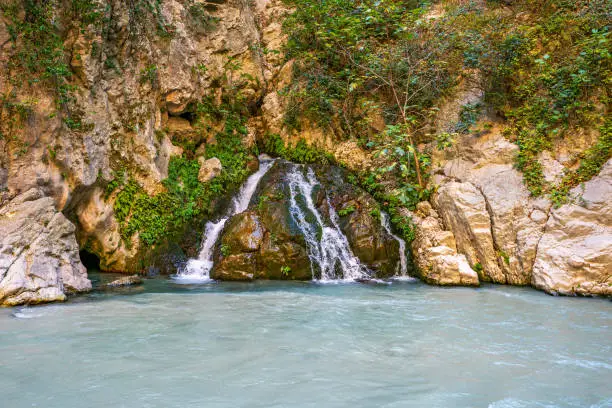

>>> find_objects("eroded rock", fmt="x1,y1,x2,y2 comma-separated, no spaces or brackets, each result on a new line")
434,181,503,282
0,189,91,306
532,159,612,296
410,202,479,287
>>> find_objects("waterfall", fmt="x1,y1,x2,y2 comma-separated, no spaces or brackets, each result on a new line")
380,212,408,277
174,156,276,282
287,166,368,282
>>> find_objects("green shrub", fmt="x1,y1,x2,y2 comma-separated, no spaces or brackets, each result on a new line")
338,205,356,217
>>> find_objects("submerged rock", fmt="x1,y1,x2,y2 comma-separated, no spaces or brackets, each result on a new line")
0,189,91,306
105,275,143,288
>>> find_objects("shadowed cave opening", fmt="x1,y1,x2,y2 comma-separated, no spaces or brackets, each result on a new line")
79,250,100,270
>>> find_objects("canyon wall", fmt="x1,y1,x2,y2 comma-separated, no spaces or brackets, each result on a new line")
0,0,609,305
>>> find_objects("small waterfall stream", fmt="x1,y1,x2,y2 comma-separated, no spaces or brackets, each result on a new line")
176,158,409,283
287,166,368,281
380,212,408,277
174,156,276,282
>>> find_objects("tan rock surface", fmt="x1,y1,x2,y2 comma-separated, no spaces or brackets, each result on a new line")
532,159,612,296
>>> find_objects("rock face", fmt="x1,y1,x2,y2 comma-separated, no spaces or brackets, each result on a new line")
410,202,479,286
211,162,402,281
532,159,612,296
413,124,610,295
429,129,551,285
0,189,91,306
0,0,289,276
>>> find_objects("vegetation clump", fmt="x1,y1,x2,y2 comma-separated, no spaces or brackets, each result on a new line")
280,0,611,217
112,97,253,247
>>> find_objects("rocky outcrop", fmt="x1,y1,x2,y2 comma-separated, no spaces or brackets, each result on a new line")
434,181,503,282
410,202,479,286
0,189,91,306
0,0,289,276
430,129,551,285
414,124,610,296
532,159,612,296
212,162,403,281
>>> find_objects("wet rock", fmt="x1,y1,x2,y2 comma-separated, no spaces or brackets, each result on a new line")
316,166,402,278
106,275,143,288
532,159,612,296
198,157,223,183
0,189,91,306
211,165,312,281
213,253,257,281
222,212,265,252
211,162,403,281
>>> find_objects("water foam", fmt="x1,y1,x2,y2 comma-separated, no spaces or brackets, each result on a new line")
287,166,368,281
380,211,409,277
174,156,275,283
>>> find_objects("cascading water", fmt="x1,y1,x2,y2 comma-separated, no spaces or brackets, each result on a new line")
380,211,409,277
287,166,368,282
174,156,276,282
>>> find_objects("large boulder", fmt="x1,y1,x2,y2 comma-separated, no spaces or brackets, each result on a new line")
532,159,612,296
0,189,91,306
211,164,312,281
198,157,223,183
428,129,550,285
410,202,479,286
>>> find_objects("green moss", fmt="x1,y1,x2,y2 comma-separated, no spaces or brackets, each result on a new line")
497,250,510,266
338,205,356,217
113,96,254,248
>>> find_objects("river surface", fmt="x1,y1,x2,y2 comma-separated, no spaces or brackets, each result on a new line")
0,278,610,408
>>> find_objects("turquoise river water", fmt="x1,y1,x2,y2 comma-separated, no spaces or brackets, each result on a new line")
0,277,610,408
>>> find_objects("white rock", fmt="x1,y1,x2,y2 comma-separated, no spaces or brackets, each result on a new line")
532,159,612,296
0,189,91,306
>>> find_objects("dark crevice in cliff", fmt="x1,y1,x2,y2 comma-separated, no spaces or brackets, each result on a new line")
79,250,100,270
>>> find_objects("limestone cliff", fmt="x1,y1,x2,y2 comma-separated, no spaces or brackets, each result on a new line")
0,0,609,305
0,0,289,304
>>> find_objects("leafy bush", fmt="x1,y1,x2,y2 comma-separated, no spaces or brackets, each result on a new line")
113,96,254,247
